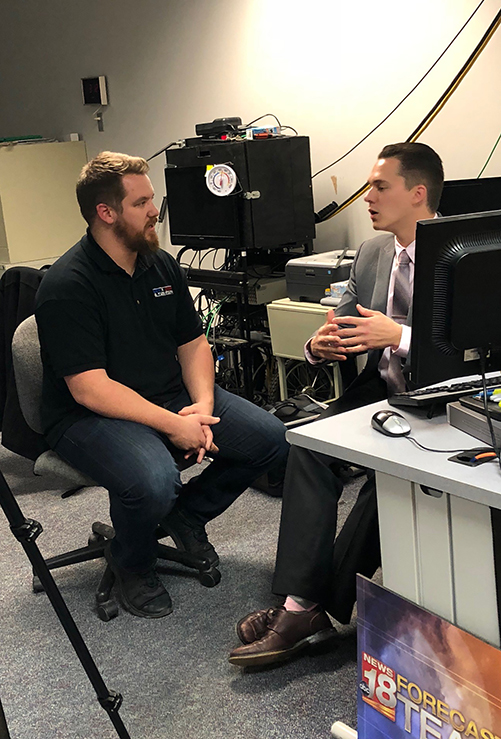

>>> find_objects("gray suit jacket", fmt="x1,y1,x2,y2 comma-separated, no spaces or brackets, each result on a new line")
335,232,411,379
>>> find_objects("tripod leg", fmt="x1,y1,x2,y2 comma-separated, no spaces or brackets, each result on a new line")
0,471,132,739
0,696,12,739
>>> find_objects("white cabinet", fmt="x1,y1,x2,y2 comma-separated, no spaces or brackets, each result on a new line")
267,297,328,360
0,141,88,267
267,298,342,400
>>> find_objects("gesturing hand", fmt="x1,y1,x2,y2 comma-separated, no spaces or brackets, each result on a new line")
309,309,348,362
336,304,403,352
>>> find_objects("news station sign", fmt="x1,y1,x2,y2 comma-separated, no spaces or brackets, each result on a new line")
357,577,501,739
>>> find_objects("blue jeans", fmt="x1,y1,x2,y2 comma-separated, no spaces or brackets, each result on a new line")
54,385,289,571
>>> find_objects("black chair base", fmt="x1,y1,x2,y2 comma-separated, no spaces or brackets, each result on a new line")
33,521,221,621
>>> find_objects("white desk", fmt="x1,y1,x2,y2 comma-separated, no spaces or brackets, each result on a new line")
288,401,501,647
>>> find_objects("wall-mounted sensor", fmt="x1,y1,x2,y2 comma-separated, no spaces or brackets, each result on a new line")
81,76,108,106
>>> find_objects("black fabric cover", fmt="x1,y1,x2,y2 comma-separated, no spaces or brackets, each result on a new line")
0,266,49,460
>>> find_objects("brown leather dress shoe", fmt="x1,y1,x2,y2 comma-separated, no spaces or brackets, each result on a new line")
236,608,279,644
229,606,337,666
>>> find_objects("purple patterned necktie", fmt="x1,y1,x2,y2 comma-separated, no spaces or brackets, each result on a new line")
386,249,411,393
391,249,411,324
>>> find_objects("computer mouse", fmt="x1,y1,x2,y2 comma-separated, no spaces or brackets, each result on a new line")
371,410,411,437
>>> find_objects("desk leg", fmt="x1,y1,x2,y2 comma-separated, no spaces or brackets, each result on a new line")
277,357,287,400
376,472,420,604
375,471,500,646
449,495,500,646
332,362,342,400
331,721,357,738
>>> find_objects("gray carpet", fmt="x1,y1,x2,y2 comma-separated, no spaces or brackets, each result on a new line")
0,445,363,739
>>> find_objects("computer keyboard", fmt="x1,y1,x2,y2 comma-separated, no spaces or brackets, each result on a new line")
389,374,501,408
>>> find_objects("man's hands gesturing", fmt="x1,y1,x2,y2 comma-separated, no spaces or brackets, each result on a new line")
309,309,349,361
335,305,402,352
310,305,403,360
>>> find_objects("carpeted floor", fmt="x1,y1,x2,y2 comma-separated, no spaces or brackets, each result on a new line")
0,444,363,739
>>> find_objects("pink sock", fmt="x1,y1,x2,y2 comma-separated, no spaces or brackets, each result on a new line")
284,595,318,612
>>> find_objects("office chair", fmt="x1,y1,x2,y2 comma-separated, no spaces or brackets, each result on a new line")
11,315,221,621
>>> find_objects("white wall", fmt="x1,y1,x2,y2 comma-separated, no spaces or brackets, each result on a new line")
0,0,500,253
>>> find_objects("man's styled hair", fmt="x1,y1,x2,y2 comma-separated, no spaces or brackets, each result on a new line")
378,142,444,212
76,151,149,225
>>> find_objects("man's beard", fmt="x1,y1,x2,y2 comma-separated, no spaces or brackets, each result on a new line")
113,216,160,255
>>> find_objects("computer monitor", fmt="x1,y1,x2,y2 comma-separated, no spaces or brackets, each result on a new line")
409,210,501,389
164,136,315,251
165,164,242,248
438,176,501,216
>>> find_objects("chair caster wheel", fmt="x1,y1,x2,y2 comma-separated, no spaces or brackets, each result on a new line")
199,568,221,588
32,575,45,593
97,601,119,622
88,532,105,546
32,575,44,593
92,521,115,540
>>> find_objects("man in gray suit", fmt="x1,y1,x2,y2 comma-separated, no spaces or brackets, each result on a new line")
229,142,444,667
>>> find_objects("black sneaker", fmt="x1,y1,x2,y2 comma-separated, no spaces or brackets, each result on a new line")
161,508,219,567
105,546,173,618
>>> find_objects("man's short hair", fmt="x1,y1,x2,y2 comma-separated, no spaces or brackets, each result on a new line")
76,151,149,225
378,142,444,212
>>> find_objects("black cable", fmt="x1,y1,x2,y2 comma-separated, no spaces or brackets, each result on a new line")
405,354,501,463
146,141,178,162
280,125,299,135
407,7,501,142
241,113,282,129
406,436,475,454
478,131,501,177
319,5,501,221
312,0,486,179
157,195,168,224
176,247,199,270
479,349,501,471
199,248,218,267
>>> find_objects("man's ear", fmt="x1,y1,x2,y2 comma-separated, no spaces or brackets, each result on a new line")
95,202,116,225
412,184,428,208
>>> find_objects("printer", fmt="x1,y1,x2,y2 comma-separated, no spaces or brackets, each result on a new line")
285,250,356,302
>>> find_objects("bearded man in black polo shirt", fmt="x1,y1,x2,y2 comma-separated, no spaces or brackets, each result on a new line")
35,151,289,619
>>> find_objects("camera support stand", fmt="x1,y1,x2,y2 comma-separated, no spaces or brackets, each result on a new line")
0,697,11,739
0,470,131,739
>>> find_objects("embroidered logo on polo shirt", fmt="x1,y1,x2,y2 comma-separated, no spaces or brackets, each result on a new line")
153,285,173,297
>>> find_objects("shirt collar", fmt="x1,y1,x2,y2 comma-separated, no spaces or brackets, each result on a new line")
393,213,438,263
394,236,415,263
82,229,155,275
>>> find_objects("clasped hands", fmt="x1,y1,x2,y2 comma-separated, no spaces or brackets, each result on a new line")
310,305,403,362
169,401,220,464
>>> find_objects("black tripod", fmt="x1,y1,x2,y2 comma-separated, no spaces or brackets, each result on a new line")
0,469,131,739
0,697,11,739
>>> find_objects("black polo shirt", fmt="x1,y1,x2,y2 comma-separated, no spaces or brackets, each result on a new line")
35,230,203,447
